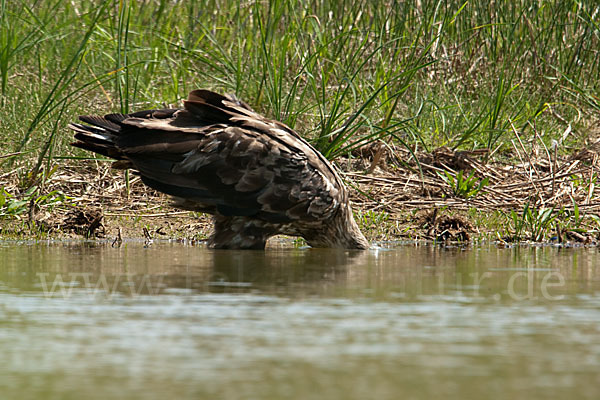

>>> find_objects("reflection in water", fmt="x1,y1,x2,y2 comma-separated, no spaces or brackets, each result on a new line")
0,241,599,400
2,241,595,301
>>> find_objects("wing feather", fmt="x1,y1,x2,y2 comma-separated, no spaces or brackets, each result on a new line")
71,89,344,223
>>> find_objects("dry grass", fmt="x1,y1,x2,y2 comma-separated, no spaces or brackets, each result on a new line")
3,136,600,245
348,141,600,214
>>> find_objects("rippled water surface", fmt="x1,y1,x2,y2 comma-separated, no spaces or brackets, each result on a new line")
1,240,599,399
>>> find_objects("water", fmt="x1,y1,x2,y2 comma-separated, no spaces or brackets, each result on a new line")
1,241,599,400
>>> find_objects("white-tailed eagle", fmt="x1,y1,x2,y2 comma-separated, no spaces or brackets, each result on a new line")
70,90,369,250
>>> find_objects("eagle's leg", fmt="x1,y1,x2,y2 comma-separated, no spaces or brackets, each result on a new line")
208,216,280,250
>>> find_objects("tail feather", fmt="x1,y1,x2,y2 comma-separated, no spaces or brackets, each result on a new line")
70,107,185,165
79,115,122,132
71,140,114,159
69,123,114,141
69,122,122,160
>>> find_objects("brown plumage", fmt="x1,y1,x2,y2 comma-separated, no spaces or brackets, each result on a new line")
69,89,369,250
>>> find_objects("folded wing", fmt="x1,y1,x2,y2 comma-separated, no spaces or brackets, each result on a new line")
71,90,343,224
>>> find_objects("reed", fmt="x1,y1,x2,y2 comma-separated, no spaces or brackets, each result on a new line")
0,0,597,190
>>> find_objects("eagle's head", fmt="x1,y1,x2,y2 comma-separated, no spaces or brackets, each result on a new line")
303,203,370,250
